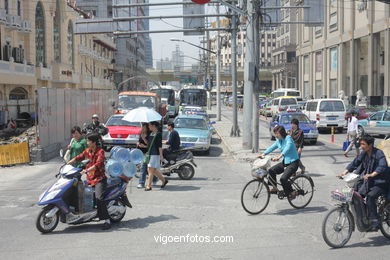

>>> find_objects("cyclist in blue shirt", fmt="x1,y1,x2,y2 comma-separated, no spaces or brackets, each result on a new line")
259,125,300,200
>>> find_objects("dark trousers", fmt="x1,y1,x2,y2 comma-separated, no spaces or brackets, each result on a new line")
163,148,176,162
268,160,299,195
357,182,386,220
95,180,109,220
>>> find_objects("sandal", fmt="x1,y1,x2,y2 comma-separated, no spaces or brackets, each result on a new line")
144,186,152,191
161,179,168,189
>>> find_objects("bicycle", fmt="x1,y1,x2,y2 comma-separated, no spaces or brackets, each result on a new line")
321,173,390,248
241,157,315,215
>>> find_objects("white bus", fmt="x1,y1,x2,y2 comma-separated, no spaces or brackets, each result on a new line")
271,88,301,99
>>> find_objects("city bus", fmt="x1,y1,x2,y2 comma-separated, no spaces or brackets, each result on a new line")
271,88,301,99
116,91,168,122
179,86,208,112
150,86,178,118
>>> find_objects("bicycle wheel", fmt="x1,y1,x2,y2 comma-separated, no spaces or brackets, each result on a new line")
241,179,270,215
287,175,314,209
380,202,390,239
322,207,354,248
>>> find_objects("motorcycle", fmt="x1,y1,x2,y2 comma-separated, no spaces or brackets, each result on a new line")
160,148,197,180
35,151,132,233
321,173,390,248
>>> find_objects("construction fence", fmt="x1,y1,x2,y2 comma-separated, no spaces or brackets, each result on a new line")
36,88,117,161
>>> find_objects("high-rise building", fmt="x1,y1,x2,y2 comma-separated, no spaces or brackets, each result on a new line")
76,0,148,91
144,0,153,68
171,45,184,71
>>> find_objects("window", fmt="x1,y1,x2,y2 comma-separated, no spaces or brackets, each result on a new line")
17,1,22,16
35,2,46,67
5,0,9,14
304,55,309,75
68,22,74,66
329,13,338,31
9,87,28,100
383,112,390,121
330,47,337,71
319,101,344,112
53,1,61,63
370,112,384,121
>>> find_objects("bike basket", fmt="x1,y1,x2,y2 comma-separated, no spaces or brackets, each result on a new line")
330,188,354,202
251,168,268,178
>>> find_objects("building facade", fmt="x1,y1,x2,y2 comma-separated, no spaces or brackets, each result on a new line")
296,0,390,105
271,0,298,92
0,0,116,120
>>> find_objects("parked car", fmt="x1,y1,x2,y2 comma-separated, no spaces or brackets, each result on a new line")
269,96,298,116
269,112,319,144
304,99,346,133
102,115,141,149
174,114,215,155
358,110,390,137
345,107,370,121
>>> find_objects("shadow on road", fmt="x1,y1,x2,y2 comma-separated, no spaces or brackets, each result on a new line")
305,173,326,178
119,214,179,230
276,206,328,216
164,185,201,192
343,235,390,249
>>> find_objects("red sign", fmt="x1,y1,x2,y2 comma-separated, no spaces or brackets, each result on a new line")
191,0,211,4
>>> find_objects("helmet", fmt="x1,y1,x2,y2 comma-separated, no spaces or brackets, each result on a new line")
92,114,99,119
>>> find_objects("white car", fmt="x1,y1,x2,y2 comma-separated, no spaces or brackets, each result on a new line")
269,96,298,116
304,99,346,133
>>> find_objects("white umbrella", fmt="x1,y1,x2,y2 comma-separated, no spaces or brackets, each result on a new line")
122,107,162,123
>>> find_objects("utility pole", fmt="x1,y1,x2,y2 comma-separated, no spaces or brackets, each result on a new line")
230,3,240,137
206,19,212,110
242,0,255,149
252,2,260,153
216,2,221,121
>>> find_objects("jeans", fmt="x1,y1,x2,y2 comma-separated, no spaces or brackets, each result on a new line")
95,180,109,220
139,162,158,185
268,160,299,195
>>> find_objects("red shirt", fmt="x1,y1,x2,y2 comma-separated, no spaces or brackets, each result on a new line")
74,147,106,186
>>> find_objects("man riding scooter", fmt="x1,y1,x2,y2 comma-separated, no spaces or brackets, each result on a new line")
162,122,181,167
67,133,111,230
339,134,390,231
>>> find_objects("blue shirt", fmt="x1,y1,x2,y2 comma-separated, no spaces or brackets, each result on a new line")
264,135,299,164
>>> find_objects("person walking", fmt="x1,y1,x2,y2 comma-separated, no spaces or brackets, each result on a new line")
68,126,87,168
288,119,306,174
137,123,157,189
344,111,360,157
145,121,168,191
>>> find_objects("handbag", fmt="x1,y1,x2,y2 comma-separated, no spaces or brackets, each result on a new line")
342,141,351,151
64,138,74,162
144,133,158,164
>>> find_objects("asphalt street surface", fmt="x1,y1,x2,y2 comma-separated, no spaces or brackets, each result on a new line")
1,108,390,259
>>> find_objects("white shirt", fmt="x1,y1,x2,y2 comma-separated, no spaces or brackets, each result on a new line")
347,116,358,133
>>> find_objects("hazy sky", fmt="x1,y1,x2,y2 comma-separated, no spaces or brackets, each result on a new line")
149,0,218,68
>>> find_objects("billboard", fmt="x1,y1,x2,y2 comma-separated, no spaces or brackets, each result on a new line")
183,0,205,36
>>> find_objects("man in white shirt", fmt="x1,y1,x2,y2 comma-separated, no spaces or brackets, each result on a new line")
344,111,360,157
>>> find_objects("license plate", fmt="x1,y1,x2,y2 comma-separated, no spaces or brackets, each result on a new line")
113,140,126,144
182,143,195,147
327,117,337,120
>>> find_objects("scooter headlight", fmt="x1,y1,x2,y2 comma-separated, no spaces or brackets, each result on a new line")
40,189,61,203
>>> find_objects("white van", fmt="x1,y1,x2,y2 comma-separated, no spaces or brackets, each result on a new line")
304,99,346,132
270,96,298,116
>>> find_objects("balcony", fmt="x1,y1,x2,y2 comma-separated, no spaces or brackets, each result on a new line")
20,20,32,33
78,45,113,64
0,60,36,85
36,65,52,81
5,14,22,29
270,59,297,71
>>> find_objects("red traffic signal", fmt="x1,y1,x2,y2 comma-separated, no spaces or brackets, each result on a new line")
191,0,211,4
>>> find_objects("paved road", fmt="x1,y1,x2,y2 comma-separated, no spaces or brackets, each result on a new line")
1,117,390,259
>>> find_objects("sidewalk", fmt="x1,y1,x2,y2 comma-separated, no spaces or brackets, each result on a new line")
209,107,270,163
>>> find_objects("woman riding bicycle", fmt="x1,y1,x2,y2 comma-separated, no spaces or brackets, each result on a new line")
258,125,300,200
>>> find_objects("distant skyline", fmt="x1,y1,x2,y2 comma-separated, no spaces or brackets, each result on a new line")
149,0,218,69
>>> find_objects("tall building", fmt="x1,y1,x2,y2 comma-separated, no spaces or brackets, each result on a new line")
144,0,153,68
76,0,148,91
0,0,116,120
171,45,184,71
270,0,298,91
156,58,173,70
296,0,390,105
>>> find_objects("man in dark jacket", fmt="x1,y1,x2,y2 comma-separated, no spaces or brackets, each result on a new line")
163,122,181,166
340,134,390,231
83,114,108,136
288,119,305,173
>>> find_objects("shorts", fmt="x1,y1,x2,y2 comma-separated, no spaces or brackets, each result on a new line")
148,155,160,169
